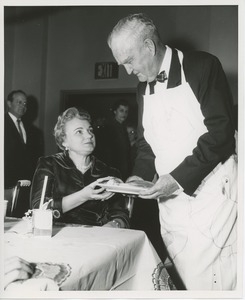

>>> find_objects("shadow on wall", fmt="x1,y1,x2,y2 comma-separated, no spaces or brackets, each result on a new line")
4,6,69,25
167,38,198,52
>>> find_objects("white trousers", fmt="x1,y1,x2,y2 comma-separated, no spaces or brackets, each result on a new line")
158,155,237,290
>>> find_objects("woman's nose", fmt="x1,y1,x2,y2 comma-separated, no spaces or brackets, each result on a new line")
86,130,94,138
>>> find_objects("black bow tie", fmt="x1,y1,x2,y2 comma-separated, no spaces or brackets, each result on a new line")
149,71,168,94
156,70,168,83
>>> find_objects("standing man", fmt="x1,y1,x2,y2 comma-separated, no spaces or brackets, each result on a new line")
95,99,131,181
4,90,35,216
107,99,131,181
108,13,237,290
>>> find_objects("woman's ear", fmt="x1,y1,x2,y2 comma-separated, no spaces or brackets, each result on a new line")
144,38,156,56
62,142,67,149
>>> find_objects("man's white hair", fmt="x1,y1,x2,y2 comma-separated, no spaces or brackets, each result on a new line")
108,13,161,47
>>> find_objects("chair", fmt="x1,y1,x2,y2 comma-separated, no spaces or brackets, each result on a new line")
125,195,135,218
4,180,31,217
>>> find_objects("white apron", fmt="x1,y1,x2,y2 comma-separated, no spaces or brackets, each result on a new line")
142,50,237,290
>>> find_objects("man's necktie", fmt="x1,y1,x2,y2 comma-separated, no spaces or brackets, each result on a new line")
17,119,25,144
149,70,168,94
156,70,168,83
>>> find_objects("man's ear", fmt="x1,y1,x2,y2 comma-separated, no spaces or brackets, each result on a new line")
6,100,12,109
144,38,156,56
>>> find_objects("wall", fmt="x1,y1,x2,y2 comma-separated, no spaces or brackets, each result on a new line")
4,5,238,155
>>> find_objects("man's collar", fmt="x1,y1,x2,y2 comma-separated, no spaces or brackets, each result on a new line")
157,46,182,88
8,112,18,122
138,46,182,95
158,45,172,78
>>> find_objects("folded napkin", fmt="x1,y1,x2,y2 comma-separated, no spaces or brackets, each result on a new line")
32,262,72,286
6,219,32,236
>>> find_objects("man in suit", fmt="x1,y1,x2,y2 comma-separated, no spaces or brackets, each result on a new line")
106,99,131,181
4,90,35,217
108,13,237,290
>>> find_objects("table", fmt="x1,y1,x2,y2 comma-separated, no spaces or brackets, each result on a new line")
4,218,176,292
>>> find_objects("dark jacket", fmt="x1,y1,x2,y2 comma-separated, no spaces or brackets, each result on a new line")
133,48,236,195
4,113,35,188
105,118,131,181
30,151,130,227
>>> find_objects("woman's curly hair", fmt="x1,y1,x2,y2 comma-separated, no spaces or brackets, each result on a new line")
54,107,91,150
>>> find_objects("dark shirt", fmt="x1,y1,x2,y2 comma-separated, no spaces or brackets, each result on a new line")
133,48,236,195
105,118,131,181
30,151,130,227
4,113,37,188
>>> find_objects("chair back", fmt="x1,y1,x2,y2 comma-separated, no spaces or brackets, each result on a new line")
125,196,134,218
4,180,31,217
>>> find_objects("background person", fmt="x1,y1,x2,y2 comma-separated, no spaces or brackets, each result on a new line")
30,107,129,229
108,13,237,290
105,99,131,181
4,90,39,217
126,124,138,166
93,115,111,165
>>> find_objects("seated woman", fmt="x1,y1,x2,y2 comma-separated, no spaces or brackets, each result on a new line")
30,107,130,228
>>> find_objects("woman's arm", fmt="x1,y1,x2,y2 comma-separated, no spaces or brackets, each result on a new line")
62,179,114,213
30,157,54,209
31,157,115,214
105,194,130,229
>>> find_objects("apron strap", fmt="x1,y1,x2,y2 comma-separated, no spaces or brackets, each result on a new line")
175,49,187,84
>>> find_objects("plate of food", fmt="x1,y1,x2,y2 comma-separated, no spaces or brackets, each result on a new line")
97,177,154,195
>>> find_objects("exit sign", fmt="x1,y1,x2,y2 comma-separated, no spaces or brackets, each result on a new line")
95,62,119,79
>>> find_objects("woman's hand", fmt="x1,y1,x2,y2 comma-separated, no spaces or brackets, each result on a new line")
82,177,117,201
62,176,119,213
4,256,35,289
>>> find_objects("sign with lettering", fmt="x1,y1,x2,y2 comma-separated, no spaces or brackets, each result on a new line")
95,62,119,79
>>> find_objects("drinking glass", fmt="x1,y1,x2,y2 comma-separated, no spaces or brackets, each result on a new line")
4,200,8,218
32,209,53,238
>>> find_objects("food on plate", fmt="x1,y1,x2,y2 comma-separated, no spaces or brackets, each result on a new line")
96,177,154,195
106,177,123,185
127,180,154,189
97,176,123,185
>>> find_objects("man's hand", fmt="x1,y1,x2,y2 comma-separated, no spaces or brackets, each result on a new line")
4,256,35,289
138,174,180,199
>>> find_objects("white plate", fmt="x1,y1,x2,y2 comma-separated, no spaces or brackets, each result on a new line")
98,183,148,195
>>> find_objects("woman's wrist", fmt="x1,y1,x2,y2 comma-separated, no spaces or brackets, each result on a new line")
111,219,121,228
112,218,126,228
103,218,125,228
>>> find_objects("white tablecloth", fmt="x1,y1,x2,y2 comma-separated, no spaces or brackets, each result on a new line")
4,218,175,291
